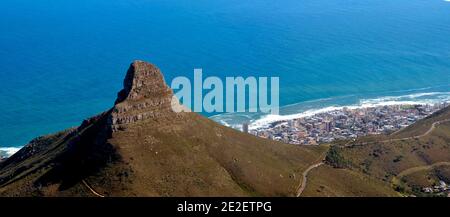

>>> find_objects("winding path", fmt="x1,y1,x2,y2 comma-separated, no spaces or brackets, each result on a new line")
297,118,450,197
344,119,450,148
396,162,450,179
296,162,324,197
82,179,105,197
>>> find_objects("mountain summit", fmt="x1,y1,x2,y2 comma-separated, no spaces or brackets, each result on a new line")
0,61,325,197
110,60,185,132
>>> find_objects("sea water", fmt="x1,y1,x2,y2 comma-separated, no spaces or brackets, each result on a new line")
1,0,450,155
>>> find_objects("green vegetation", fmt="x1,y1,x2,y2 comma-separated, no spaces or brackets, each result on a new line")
328,106,450,196
393,155,403,163
325,146,351,168
302,164,399,197
300,105,450,197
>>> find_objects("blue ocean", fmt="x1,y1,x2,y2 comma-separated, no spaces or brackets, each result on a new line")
1,0,450,153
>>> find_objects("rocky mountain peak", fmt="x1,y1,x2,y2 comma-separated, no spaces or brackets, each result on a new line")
109,60,183,131
114,60,171,105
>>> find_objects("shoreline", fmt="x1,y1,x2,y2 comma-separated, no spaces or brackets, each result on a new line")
0,147,21,159
210,90,450,131
248,102,449,145
1,91,450,158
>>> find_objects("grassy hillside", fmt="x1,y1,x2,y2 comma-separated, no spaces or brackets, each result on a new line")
302,165,399,197
320,106,450,196
101,113,328,196
0,112,328,197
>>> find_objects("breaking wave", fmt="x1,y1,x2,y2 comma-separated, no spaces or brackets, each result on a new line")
211,91,450,130
0,147,21,158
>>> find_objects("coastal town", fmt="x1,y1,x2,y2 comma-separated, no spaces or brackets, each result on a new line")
247,102,449,145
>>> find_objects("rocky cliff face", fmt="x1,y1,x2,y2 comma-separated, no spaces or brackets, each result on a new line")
109,61,184,131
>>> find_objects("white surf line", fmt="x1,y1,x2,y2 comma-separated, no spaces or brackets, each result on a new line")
249,100,446,131
0,147,21,158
